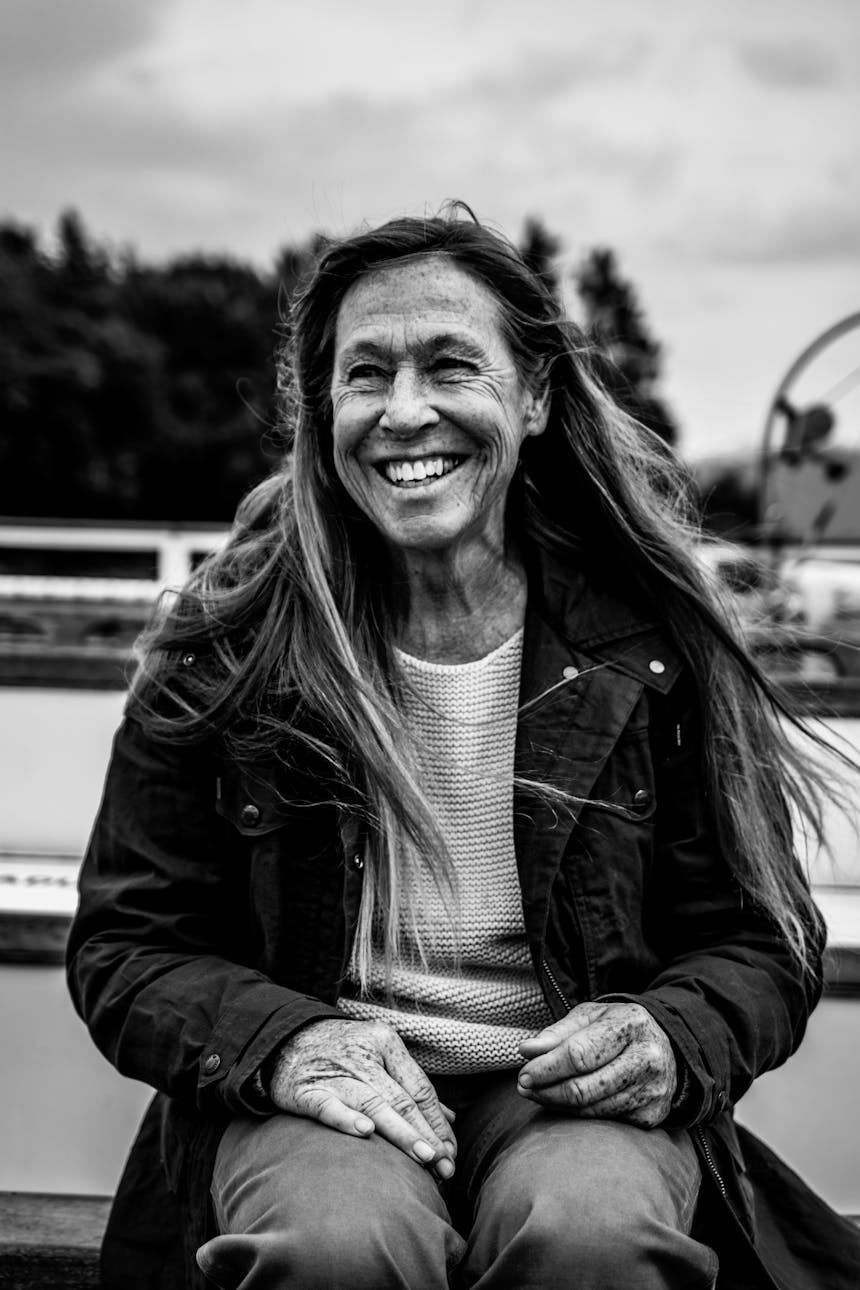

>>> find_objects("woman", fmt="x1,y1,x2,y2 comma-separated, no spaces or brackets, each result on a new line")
67,209,859,1289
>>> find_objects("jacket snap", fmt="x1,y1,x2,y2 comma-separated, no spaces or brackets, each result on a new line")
202,1054,221,1075
240,804,260,828
633,789,652,807
181,652,196,666
648,659,665,674
562,665,579,680
350,853,364,871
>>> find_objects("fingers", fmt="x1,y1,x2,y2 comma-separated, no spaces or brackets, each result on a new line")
518,1051,636,1109
295,1073,454,1175
518,1002,606,1058
359,1086,455,1178
382,1041,457,1156
519,1013,629,1088
299,1084,377,1137
517,1002,677,1126
280,1019,457,1180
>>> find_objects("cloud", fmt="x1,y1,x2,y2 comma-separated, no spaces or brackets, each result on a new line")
0,0,169,92
705,198,860,263
737,39,838,90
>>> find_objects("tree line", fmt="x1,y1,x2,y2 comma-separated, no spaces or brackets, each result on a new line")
0,209,677,522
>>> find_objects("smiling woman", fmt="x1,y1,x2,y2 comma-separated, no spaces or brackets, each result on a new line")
329,255,548,657
66,207,860,1290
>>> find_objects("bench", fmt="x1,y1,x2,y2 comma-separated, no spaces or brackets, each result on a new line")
0,1192,110,1290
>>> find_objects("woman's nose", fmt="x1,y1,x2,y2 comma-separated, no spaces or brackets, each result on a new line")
379,368,439,435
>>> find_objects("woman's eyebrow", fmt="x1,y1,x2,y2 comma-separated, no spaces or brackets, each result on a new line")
336,330,487,367
337,339,392,366
421,333,486,360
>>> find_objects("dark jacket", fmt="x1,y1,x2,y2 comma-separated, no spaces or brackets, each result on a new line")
67,551,860,1289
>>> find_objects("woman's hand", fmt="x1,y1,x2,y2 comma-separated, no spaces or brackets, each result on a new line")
517,1001,677,1128
267,1018,456,1178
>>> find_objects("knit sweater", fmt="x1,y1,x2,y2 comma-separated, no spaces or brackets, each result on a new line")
338,627,552,1074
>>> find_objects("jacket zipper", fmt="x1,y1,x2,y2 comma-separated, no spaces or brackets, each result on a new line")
542,957,571,1013
694,1127,786,1290
694,1125,727,1199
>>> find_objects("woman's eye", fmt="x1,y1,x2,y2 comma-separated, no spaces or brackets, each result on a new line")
432,356,474,375
348,364,386,382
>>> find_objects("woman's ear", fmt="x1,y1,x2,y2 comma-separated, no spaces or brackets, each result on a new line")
523,384,550,439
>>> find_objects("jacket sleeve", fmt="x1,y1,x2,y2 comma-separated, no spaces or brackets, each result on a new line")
66,713,346,1116
606,678,826,1128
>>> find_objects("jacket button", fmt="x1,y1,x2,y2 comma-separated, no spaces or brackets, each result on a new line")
562,665,579,680
633,789,652,807
240,803,261,828
649,659,666,675
203,1054,221,1075
181,652,196,667
350,853,364,871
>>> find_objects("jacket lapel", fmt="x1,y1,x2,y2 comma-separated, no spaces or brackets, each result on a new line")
514,603,645,942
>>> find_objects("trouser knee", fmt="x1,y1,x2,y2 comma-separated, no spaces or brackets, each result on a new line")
198,1219,452,1290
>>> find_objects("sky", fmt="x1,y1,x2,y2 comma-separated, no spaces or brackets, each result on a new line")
3,0,859,460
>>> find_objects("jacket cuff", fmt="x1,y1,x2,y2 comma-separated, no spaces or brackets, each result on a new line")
198,992,349,1116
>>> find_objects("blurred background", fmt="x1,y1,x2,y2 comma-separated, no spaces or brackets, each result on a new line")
1,0,858,1214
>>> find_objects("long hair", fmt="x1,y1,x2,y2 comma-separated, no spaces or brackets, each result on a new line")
131,204,838,984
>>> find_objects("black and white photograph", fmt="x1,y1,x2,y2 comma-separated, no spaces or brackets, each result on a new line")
1,2,858,1286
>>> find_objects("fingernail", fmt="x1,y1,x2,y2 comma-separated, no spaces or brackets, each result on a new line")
354,1116,374,1134
518,1072,532,1088
414,1141,435,1162
436,1158,455,1179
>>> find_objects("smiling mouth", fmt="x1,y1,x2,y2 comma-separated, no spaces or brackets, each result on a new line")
378,455,466,487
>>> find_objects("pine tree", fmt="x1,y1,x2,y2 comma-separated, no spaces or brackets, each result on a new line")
575,247,677,446
518,217,562,303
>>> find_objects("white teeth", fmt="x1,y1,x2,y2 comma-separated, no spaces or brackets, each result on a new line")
383,455,461,485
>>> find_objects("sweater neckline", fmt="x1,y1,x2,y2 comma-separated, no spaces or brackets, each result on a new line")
395,626,524,674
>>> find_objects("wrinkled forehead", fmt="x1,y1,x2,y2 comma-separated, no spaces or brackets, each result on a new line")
333,253,509,357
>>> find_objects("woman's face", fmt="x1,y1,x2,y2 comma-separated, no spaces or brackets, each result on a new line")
329,255,547,562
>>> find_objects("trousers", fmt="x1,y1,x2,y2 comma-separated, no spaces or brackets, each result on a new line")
196,1070,718,1289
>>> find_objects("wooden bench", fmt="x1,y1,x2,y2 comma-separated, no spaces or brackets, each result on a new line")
0,1192,110,1290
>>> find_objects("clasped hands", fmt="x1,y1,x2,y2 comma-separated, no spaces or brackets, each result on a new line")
266,1001,676,1182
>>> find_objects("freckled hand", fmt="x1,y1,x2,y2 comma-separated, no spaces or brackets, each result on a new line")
266,1018,457,1180
517,1001,677,1127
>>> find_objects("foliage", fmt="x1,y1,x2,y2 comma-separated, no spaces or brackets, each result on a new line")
0,210,317,520
575,247,678,446
0,209,677,520
518,216,562,303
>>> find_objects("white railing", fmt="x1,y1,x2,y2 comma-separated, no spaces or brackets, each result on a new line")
0,520,229,601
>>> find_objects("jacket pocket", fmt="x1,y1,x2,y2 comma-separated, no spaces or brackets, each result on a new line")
215,769,296,838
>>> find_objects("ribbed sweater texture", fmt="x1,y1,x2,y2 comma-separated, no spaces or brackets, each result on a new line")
338,627,551,1074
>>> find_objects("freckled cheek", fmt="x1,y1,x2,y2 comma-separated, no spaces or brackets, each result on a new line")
332,409,375,469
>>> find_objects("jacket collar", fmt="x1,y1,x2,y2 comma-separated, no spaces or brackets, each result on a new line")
522,542,682,700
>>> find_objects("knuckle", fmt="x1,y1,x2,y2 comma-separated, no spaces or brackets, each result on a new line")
561,1080,584,1108
358,1089,387,1115
388,1091,416,1118
303,1087,334,1118
410,1077,436,1105
564,1037,588,1071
